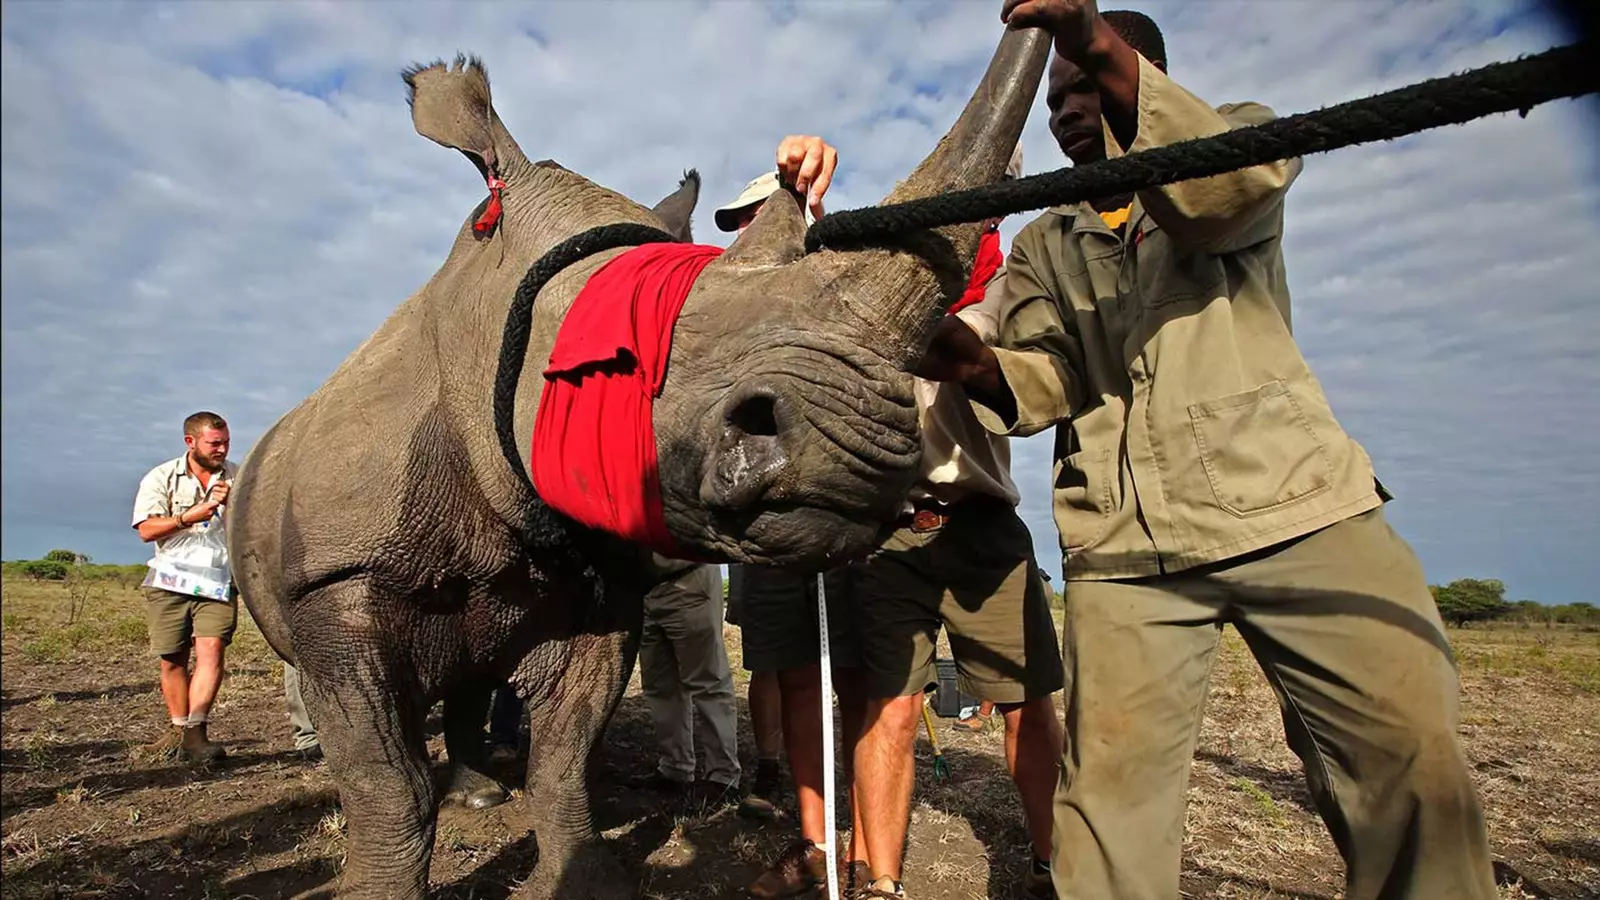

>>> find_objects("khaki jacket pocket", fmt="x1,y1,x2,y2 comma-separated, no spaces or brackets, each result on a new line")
1187,380,1333,517
1054,449,1116,551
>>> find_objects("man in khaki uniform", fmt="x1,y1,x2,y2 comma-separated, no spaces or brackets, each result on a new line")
130,410,238,764
635,556,742,808
918,4,1500,899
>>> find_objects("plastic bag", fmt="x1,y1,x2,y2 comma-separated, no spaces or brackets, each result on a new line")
143,515,232,601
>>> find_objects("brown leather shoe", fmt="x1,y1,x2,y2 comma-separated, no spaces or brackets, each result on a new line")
179,723,226,764
136,726,184,762
749,839,825,899
843,860,872,897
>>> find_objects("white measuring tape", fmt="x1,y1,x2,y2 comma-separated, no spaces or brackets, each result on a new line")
816,572,840,900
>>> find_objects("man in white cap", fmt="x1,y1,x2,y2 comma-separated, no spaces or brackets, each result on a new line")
730,138,1062,900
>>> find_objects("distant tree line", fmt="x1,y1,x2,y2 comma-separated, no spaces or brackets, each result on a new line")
2,550,147,588
1429,577,1597,628
1,552,1592,628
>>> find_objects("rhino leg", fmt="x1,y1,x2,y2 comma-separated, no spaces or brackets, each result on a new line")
440,682,511,811
516,625,639,900
295,585,437,900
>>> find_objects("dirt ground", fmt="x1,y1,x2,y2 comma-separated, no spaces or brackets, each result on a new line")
2,579,1597,899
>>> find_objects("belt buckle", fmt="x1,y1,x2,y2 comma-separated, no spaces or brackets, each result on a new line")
910,509,946,534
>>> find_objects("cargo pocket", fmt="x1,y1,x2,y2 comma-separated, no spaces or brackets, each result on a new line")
1054,449,1115,551
1188,380,1333,517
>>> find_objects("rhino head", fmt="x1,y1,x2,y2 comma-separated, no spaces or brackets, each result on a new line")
402,28,1049,570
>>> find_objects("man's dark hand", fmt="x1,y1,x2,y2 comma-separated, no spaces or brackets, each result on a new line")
914,316,1000,392
1001,0,1103,62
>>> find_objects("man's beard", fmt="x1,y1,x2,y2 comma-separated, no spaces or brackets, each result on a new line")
190,451,226,473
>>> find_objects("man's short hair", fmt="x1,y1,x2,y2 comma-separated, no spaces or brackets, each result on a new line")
184,411,228,437
1103,10,1166,70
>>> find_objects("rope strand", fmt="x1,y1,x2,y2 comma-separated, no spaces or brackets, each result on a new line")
805,41,1598,252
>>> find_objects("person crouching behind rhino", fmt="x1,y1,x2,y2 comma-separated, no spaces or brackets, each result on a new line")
130,411,238,764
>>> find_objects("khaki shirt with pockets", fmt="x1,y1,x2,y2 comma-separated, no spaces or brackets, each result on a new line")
974,55,1384,581
132,454,239,554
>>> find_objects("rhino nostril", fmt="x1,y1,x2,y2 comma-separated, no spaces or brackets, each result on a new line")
727,393,779,438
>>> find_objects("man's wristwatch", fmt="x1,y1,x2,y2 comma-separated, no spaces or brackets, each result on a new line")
176,510,189,527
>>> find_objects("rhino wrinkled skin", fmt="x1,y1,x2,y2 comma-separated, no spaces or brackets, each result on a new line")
226,25,1049,900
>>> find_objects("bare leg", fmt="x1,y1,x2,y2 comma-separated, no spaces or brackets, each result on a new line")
749,669,784,761
837,674,870,868
781,665,872,849
854,691,922,881
158,652,191,722
187,637,225,720
998,697,1063,861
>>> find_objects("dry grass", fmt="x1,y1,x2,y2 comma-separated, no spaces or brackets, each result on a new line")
2,577,1597,899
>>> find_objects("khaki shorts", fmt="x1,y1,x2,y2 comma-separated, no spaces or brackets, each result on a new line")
734,566,863,674
143,587,237,657
852,496,1063,704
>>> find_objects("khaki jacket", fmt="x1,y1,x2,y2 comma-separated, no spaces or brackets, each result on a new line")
975,56,1384,580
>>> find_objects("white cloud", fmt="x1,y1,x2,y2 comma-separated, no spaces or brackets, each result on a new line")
2,0,1596,602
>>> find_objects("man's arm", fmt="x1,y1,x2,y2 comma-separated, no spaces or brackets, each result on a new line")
130,469,224,544
1005,0,1299,252
918,230,1086,437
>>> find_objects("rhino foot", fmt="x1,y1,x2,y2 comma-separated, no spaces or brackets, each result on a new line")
516,839,635,900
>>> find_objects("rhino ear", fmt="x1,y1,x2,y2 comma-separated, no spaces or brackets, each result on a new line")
403,54,500,178
720,186,806,267
650,169,701,242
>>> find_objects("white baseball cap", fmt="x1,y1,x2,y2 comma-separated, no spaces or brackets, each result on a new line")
714,171,783,233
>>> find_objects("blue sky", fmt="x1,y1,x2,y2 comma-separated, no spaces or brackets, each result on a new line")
2,0,1596,603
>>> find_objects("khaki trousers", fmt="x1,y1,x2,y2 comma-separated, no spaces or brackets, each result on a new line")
1053,507,1496,900
639,566,741,787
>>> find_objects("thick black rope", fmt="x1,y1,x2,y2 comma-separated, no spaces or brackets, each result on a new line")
492,222,678,547
806,41,1597,252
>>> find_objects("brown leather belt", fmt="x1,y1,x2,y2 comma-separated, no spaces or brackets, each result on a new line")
908,508,950,533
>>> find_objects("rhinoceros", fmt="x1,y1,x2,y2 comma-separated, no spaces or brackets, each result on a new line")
227,23,1050,900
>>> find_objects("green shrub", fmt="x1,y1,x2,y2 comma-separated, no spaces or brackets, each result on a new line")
20,560,68,581
22,633,68,662
110,617,147,646
61,623,98,649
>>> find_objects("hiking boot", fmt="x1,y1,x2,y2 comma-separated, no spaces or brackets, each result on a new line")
738,757,782,820
856,875,907,899
1017,857,1053,900
137,726,184,762
179,723,226,764
953,709,997,734
843,860,873,897
748,839,825,899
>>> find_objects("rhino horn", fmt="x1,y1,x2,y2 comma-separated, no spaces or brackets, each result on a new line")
403,54,528,182
720,185,808,268
650,169,702,242
860,25,1051,355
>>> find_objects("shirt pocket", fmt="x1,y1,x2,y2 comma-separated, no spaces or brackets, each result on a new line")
1187,380,1334,517
1054,448,1116,551
1135,223,1226,310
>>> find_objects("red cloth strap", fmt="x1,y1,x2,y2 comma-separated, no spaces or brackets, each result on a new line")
947,228,1003,315
473,175,506,236
531,242,724,555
